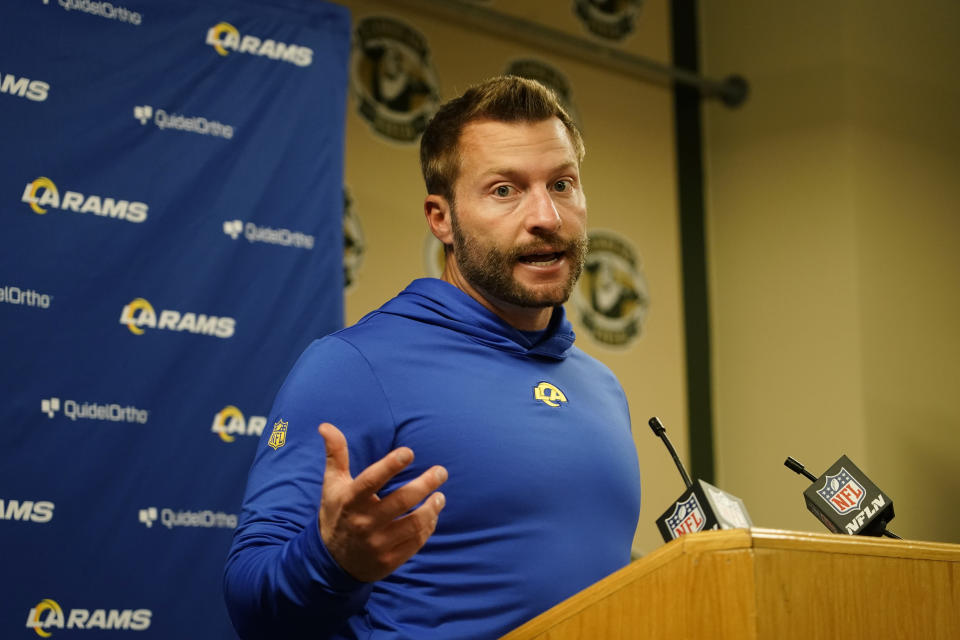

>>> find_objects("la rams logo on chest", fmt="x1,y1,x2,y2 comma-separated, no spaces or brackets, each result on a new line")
533,381,567,407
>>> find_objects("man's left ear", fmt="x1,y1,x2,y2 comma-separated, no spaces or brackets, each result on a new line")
424,194,453,245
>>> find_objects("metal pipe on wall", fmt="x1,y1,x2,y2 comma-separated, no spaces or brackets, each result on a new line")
390,0,748,107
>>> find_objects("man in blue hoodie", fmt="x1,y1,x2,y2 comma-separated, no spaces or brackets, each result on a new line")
224,76,641,639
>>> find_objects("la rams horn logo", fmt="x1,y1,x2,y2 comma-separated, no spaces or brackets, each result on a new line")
23,177,57,214
26,599,63,637
207,22,239,56
572,230,649,348
120,298,155,335
351,16,440,143
534,382,567,407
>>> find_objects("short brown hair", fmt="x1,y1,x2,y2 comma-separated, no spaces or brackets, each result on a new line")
419,76,585,205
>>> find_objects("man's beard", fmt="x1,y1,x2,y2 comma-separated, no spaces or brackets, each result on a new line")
450,212,588,309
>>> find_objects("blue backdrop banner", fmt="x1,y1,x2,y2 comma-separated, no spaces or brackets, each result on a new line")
0,1,351,637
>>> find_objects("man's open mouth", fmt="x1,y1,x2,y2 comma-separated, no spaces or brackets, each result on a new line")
518,252,564,266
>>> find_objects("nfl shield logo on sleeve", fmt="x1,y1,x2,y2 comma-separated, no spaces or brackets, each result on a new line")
267,419,288,451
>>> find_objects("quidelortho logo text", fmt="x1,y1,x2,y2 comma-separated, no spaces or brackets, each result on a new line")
50,0,143,26
119,298,236,338
26,599,151,636
21,177,148,223
0,498,54,523
138,506,237,530
223,220,315,249
211,405,267,442
41,397,148,424
206,22,312,67
134,105,234,139
1,285,52,308
1,71,49,102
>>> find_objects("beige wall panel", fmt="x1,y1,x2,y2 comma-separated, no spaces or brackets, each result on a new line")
485,0,669,59
847,0,960,544
701,0,960,542
336,0,686,554
700,2,866,534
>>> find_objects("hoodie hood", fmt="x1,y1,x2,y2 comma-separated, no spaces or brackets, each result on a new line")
372,278,576,361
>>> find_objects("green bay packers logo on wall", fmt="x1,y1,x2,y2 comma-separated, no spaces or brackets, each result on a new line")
534,382,567,407
572,230,649,347
504,59,581,126
343,186,365,290
351,16,440,143
573,0,643,41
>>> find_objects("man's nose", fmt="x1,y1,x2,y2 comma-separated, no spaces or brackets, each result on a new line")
524,187,562,233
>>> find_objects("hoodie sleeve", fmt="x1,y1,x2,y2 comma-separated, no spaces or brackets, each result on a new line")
223,336,397,639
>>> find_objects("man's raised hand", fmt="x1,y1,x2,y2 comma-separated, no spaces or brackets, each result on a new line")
317,422,447,583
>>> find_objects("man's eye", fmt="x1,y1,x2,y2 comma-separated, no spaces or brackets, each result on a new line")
554,180,570,192
494,185,511,197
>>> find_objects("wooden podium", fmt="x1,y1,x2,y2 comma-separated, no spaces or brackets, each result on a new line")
501,528,960,640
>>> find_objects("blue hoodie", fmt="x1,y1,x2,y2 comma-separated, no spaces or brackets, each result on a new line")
224,278,641,639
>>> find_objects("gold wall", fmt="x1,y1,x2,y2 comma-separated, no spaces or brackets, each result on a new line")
701,0,960,543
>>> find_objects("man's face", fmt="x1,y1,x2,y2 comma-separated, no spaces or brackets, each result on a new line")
446,118,588,315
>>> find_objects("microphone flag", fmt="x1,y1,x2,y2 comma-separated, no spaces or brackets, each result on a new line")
656,479,752,542
802,455,895,536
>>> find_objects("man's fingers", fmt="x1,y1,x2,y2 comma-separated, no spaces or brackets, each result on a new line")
378,465,448,521
318,422,351,479
319,424,441,513
348,445,416,500
316,427,448,582
337,492,446,583
382,492,446,557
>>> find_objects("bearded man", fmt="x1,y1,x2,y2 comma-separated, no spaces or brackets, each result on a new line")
224,76,641,640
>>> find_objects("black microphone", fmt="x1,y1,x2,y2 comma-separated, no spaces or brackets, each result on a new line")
784,454,900,538
650,417,752,542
